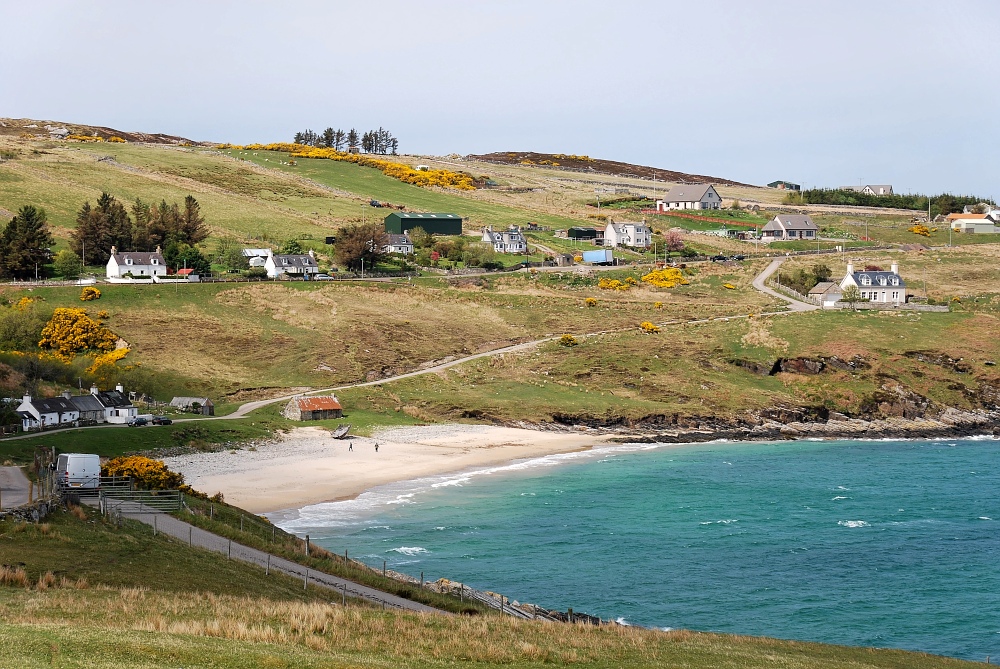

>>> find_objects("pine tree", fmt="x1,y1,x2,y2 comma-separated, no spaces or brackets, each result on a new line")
321,127,335,148
347,128,359,150
333,129,346,151
0,205,55,279
181,195,208,245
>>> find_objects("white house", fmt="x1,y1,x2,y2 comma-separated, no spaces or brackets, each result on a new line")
656,184,722,211
264,249,320,278
840,261,906,305
106,246,167,279
383,233,414,255
16,395,80,431
92,384,138,424
760,214,818,241
604,220,652,248
481,226,527,254
861,184,893,196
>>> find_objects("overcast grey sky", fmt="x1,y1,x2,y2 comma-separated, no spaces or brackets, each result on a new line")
3,1,997,198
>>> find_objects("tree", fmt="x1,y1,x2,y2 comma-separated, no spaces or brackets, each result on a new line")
214,236,249,272
665,230,685,252
70,193,133,265
409,226,434,249
321,127,335,148
0,205,54,279
52,249,81,279
812,263,832,282
841,284,864,310
334,222,388,271
281,238,303,255
131,198,153,251
347,128,359,150
333,129,346,151
361,131,373,154
180,195,209,245
164,243,211,276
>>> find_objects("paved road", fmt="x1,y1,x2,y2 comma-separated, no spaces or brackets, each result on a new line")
751,258,819,312
113,505,444,614
0,466,31,509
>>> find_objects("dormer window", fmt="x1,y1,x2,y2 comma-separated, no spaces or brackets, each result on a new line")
151,259,158,265
879,277,887,285
861,276,871,285
891,277,899,285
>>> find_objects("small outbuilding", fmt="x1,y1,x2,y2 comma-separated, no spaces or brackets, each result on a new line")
283,395,343,421
170,396,215,415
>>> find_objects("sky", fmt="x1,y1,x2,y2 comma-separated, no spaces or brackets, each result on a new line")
3,0,998,198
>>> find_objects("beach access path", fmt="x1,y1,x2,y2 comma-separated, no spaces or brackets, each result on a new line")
114,505,444,615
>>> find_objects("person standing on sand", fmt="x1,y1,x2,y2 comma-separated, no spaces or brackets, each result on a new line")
349,442,353,452
375,442,379,453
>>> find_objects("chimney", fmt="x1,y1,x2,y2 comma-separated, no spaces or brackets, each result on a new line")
110,245,117,256
155,245,161,254
846,261,854,275
308,249,315,258
115,383,124,393
90,385,99,396
62,391,72,399
23,394,31,404
890,261,899,275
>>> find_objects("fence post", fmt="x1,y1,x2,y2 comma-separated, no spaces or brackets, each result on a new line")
460,584,464,602
420,572,423,589
383,560,386,577
304,568,308,590
210,504,214,520
342,582,346,606
240,516,244,532
266,554,270,576
153,515,157,537
305,534,309,557
189,527,192,547
272,526,275,543
228,539,231,559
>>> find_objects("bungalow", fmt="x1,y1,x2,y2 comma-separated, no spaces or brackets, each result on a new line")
861,184,893,196
92,384,138,424
604,220,652,248
840,261,906,305
69,392,106,424
169,396,215,415
106,246,167,279
242,248,272,268
656,184,722,211
16,395,80,431
283,395,343,421
264,249,320,279
767,180,800,191
947,213,999,234
760,214,818,241
481,226,527,254
384,233,414,255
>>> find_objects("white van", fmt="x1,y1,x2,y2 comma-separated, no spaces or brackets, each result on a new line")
52,453,101,490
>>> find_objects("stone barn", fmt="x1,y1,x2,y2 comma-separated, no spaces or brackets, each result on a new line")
283,395,343,421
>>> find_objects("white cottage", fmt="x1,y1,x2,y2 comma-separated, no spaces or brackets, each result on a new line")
656,184,722,211
840,261,906,305
106,247,167,279
481,226,527,253
16,395,80,430
604,220,652,248
264,249,320,278
760,214,818,241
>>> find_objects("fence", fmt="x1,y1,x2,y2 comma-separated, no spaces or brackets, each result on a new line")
100,489,183,514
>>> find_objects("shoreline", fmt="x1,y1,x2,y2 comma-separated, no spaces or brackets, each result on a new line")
160,411,1000,517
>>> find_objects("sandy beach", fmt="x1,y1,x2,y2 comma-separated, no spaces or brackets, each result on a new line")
162,424,609,514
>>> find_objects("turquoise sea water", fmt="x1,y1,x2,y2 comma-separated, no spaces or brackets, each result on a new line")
277,438,1000,661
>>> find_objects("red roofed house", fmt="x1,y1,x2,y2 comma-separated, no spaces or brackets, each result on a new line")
283,395,343,421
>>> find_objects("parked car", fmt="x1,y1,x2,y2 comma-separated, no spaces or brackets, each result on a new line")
710,254,728,262
313,273,333,280
151,416,172,425
730,254,746,261
127,417,148,427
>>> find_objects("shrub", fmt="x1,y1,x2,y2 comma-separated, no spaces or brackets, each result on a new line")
653,301,663,309
559,334,578,347
640,321,660,333
38,308,118,361
908,224,931,237
584,297,597,307
102,456,184,490
723,283,736,289
641,268,689,288
79,287,101,301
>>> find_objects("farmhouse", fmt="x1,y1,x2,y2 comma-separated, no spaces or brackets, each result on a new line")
861,184,893,196
840,261,906,305
656,184,722,211
604,220,652,248
384,212,463,236
482,226,527,253
760,214,818,241
92,385,138,424
283,395,343,421
106,246,167,279
16,395,79,431
264,249,320,279
947,213,999,234
169,397,215,415
383,233,414,255
767,180,800,191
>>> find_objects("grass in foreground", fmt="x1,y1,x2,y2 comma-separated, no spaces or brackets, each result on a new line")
0,586,981,669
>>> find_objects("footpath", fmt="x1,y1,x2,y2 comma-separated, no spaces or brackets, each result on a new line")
110,503,444,614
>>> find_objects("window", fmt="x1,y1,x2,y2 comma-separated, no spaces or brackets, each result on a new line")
861,276,871,285
151,259,158,265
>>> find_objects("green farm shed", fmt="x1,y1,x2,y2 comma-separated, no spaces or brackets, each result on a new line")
384,212,464,235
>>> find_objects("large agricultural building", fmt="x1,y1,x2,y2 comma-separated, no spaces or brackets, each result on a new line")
384,212,463,235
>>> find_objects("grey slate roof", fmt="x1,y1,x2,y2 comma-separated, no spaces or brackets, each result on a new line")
764,214,818,231
95,390,133,409
275,254,317,267
69,394,105,412
170,396,214,408
112,251,165,265
30,397,77,414
851,271,906,288
386,234,412,245
661,184,714,202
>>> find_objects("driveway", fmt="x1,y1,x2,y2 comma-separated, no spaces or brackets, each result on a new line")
0,466,31,509
751,258,819,312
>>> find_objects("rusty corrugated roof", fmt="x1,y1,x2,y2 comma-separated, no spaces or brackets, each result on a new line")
295,397,342,411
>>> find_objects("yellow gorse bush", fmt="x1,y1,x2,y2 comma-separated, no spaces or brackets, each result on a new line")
66,134,104,142
641,268,689,288
584,297,597,307
102,456,185,490
13,296,36,311
80,287,101,301
86,348,130,374
908,224,931,237
242,143,476,190
598,278,632,291
38,308,118,361
640,321,660,333
107,136,126,143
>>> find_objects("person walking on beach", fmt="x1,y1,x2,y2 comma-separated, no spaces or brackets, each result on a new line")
349,442,353,452
375,442,379,453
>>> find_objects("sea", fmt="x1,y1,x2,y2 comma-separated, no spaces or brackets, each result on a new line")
275,437,1000,662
